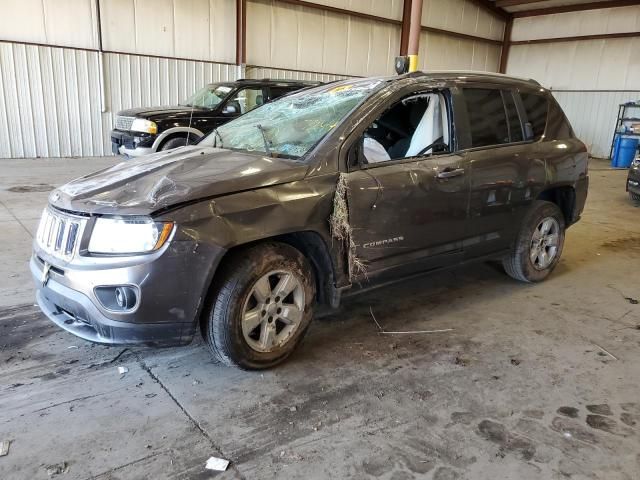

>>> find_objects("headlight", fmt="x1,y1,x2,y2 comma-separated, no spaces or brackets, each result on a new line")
88,217,173,255
130,118,158,135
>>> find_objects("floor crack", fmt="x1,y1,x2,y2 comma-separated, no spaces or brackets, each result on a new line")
133,352,245,479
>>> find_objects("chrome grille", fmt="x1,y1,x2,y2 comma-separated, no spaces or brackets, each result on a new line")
36,208,86,259
115,115,135,131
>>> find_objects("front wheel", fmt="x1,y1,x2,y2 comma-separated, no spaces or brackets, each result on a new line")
630,191,640,205
203,242,315,369
160,136,192,151
503,200,566,283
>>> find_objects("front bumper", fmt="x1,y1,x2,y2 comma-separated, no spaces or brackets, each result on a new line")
111,129,156,157
30,238,224,346
32,262,186,345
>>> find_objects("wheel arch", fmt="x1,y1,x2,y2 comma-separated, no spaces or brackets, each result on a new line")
152,127,204,151
536,185,576,226
197,230,339,335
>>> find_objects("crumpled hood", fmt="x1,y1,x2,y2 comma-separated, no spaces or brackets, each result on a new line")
50,146,309,215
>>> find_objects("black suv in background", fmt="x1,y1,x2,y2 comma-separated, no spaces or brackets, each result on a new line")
110,79,319,156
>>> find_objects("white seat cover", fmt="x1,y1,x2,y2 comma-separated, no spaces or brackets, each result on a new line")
363,137,391,163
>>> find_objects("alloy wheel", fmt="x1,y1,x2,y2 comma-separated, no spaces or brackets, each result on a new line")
530,217,560,270
241,270,305,353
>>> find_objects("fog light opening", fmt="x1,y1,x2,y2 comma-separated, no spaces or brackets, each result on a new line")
95,285,139,312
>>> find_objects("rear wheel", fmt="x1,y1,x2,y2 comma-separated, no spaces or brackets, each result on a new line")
204,242,315,369
503,200,565,283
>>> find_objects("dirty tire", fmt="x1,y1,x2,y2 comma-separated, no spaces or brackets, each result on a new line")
160,136,191,151
204,242,315,370
503,200,565,283
630,191,640,205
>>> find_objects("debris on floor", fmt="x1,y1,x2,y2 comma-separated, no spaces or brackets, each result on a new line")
369,307,454,335
455,355,471,367
45,461,69,476
593,343,618,360
117,366,129,376
205,456,229,471
0,440,10,456
510,358,521,366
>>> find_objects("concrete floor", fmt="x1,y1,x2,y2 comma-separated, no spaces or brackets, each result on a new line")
1,157,639,480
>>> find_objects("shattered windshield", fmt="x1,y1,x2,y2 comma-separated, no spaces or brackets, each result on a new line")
182,84,233,108
200,80,382,159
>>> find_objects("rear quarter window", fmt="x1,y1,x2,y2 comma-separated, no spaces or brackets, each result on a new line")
520,92,549,140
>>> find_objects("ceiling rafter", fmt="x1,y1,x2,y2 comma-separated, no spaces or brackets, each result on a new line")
467,0,510,19
513,0,640,18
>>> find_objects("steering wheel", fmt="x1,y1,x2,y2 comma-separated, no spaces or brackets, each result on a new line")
416,136,445,157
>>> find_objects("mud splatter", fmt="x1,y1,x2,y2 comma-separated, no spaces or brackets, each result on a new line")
557,407,579,419
620,403,640,414
0,304,55,353
477,420,536,461
586,415,618,435
550,417,598,445
450,412,474,425
433,466,460,480
586,404,612,416
7,184,54,193
601,237,640,255
620,413,638,427
523,409,544,420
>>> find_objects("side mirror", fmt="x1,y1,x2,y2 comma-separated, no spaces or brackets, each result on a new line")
222,104,237,115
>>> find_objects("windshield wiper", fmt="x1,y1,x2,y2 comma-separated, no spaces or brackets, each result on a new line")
256,124,272,157
213,128,224,148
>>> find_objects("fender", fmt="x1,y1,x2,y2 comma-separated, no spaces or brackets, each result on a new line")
152,127,205,151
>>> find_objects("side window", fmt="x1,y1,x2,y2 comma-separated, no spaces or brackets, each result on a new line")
519,92,549,140
269,86,296,100
462,88,509,148
225,87,264,114
361,91,450,164
502,90,523,142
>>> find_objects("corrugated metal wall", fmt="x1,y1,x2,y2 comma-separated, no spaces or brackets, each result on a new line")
553,90,640,158
422,0,504,42
0,42,239,158
419,31,501,71
507,5,640,158
246,0,401,77
1,0,507,158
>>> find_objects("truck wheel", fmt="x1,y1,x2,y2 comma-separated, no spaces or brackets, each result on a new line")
630,192,640,205
204,242,315,369
160,136,191,151
503,200,565,283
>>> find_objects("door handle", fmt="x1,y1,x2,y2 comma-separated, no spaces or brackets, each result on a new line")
436,167,465,179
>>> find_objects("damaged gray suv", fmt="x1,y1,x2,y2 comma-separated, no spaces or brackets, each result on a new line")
32,72,588,369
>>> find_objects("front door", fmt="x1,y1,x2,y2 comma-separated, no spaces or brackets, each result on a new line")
346,153,469,277
344,89,470,279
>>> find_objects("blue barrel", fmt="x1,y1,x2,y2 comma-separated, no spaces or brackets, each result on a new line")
611,135,639,168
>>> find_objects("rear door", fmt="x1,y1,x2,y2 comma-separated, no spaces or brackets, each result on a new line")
459,87,546,258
